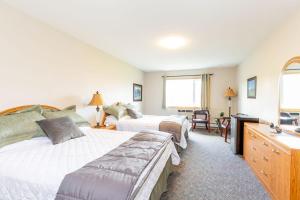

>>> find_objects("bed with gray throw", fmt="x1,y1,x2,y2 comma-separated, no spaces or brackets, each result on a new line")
116,115,190,150
0,127,180,200
56,130,174,200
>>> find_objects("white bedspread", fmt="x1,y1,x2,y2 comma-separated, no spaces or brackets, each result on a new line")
0,128,180,200
116,115,189,149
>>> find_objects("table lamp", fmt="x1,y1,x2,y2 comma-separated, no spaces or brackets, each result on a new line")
224,87,236,117
88,91,104,127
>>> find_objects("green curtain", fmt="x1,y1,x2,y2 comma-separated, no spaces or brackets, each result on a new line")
201,74,211,110
162,75,167,109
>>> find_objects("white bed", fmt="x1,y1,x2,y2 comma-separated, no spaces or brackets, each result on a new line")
0,127,180,200
116,115,190,149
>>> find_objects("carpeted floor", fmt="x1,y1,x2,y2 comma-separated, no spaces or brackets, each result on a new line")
161,130,271,200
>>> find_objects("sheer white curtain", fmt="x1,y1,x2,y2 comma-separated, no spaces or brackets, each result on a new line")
162,74,211,109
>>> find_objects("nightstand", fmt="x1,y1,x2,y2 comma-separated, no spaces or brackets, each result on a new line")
93,125,116,130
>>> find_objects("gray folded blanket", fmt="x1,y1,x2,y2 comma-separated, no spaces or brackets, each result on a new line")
55,130,172,200
159,115,187,143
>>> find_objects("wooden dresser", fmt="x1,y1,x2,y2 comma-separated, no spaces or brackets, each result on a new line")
244,123,300,200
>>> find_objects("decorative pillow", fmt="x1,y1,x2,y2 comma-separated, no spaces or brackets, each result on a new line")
104,115,118,126
42,110,90,127
63,105,76,111
37,117,85,145
123,103,136,110
41,105,76,113
0,111,46,148
127,108,143,119
15,105,43,114
103,104,127,119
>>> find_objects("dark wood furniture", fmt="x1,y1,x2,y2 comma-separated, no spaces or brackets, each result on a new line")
192,110,210,132
230,114,259,154
216,117,231,142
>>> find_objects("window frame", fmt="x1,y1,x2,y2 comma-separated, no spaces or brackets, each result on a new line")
165,77,202,108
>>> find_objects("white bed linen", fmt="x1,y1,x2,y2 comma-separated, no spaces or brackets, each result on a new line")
116,115,189,149
0,128,180,200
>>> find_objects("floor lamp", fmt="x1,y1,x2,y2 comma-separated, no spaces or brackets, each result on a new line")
224,87,236,117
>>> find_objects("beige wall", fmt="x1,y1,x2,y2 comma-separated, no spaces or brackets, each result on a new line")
143,67,237,119
237,10,300,123
0,3,143,123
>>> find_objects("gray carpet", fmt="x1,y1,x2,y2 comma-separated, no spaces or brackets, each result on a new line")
162,130,271,200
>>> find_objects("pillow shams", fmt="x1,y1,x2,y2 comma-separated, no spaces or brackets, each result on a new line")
127,108,143,119
103,104,127,119
15,105,43,114
37,117,85,145
0,111,46,148
42,110,90,127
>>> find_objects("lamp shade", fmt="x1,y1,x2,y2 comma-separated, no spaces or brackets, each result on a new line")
88,91,104,106
224,87,236,97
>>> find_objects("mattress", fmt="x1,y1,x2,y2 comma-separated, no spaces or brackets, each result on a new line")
116,115,189,149
0,127,180,200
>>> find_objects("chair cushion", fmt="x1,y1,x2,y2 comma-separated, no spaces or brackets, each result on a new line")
192,119,208,123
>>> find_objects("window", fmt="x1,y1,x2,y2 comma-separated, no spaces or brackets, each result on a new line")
281,73,300,110
166,78,201,107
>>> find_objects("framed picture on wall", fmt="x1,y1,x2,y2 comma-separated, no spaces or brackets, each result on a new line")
247,76,257,99
133,83,142,101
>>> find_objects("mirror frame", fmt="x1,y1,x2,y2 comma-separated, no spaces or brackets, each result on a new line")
278,56,300,126
282,56,300,72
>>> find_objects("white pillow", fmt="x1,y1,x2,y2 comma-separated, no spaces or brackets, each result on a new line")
104,115,118,126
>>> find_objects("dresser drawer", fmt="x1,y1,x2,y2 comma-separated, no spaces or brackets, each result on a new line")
259,156,271,190
244,123,299,200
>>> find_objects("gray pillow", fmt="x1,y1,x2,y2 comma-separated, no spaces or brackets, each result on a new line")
37,117,85,145
0,111,46,148
127,108,143,119
42,110,90,127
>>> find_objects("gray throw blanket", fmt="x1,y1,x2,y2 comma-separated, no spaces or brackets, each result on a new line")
55,130,172,200
159,115,187,143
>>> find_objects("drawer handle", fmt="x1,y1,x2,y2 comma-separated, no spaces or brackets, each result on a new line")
272,149,280,155
252,147,256,151
263,156,269,162
263,142,269,147
252,159,256,163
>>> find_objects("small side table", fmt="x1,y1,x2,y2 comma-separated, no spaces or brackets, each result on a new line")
93,124,116,130
215,117,231,142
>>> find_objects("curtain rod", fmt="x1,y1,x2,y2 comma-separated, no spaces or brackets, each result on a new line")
161,73,213,78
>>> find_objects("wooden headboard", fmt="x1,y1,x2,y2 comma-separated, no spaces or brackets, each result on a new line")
0,105,61,116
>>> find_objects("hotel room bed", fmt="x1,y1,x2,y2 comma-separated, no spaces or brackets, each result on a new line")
0,127,180,200
0,104,180,200
0,119,180,200
115,115,190,150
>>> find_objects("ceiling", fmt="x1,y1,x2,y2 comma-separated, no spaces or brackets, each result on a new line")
3,0,300,71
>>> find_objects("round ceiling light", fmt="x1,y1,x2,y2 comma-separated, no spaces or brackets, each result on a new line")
158,36,188,49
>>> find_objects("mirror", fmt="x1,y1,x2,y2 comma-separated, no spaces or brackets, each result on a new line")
279,57,300,131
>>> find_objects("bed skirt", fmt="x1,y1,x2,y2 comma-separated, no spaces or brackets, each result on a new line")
149,158,173,200
175,130,189,153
